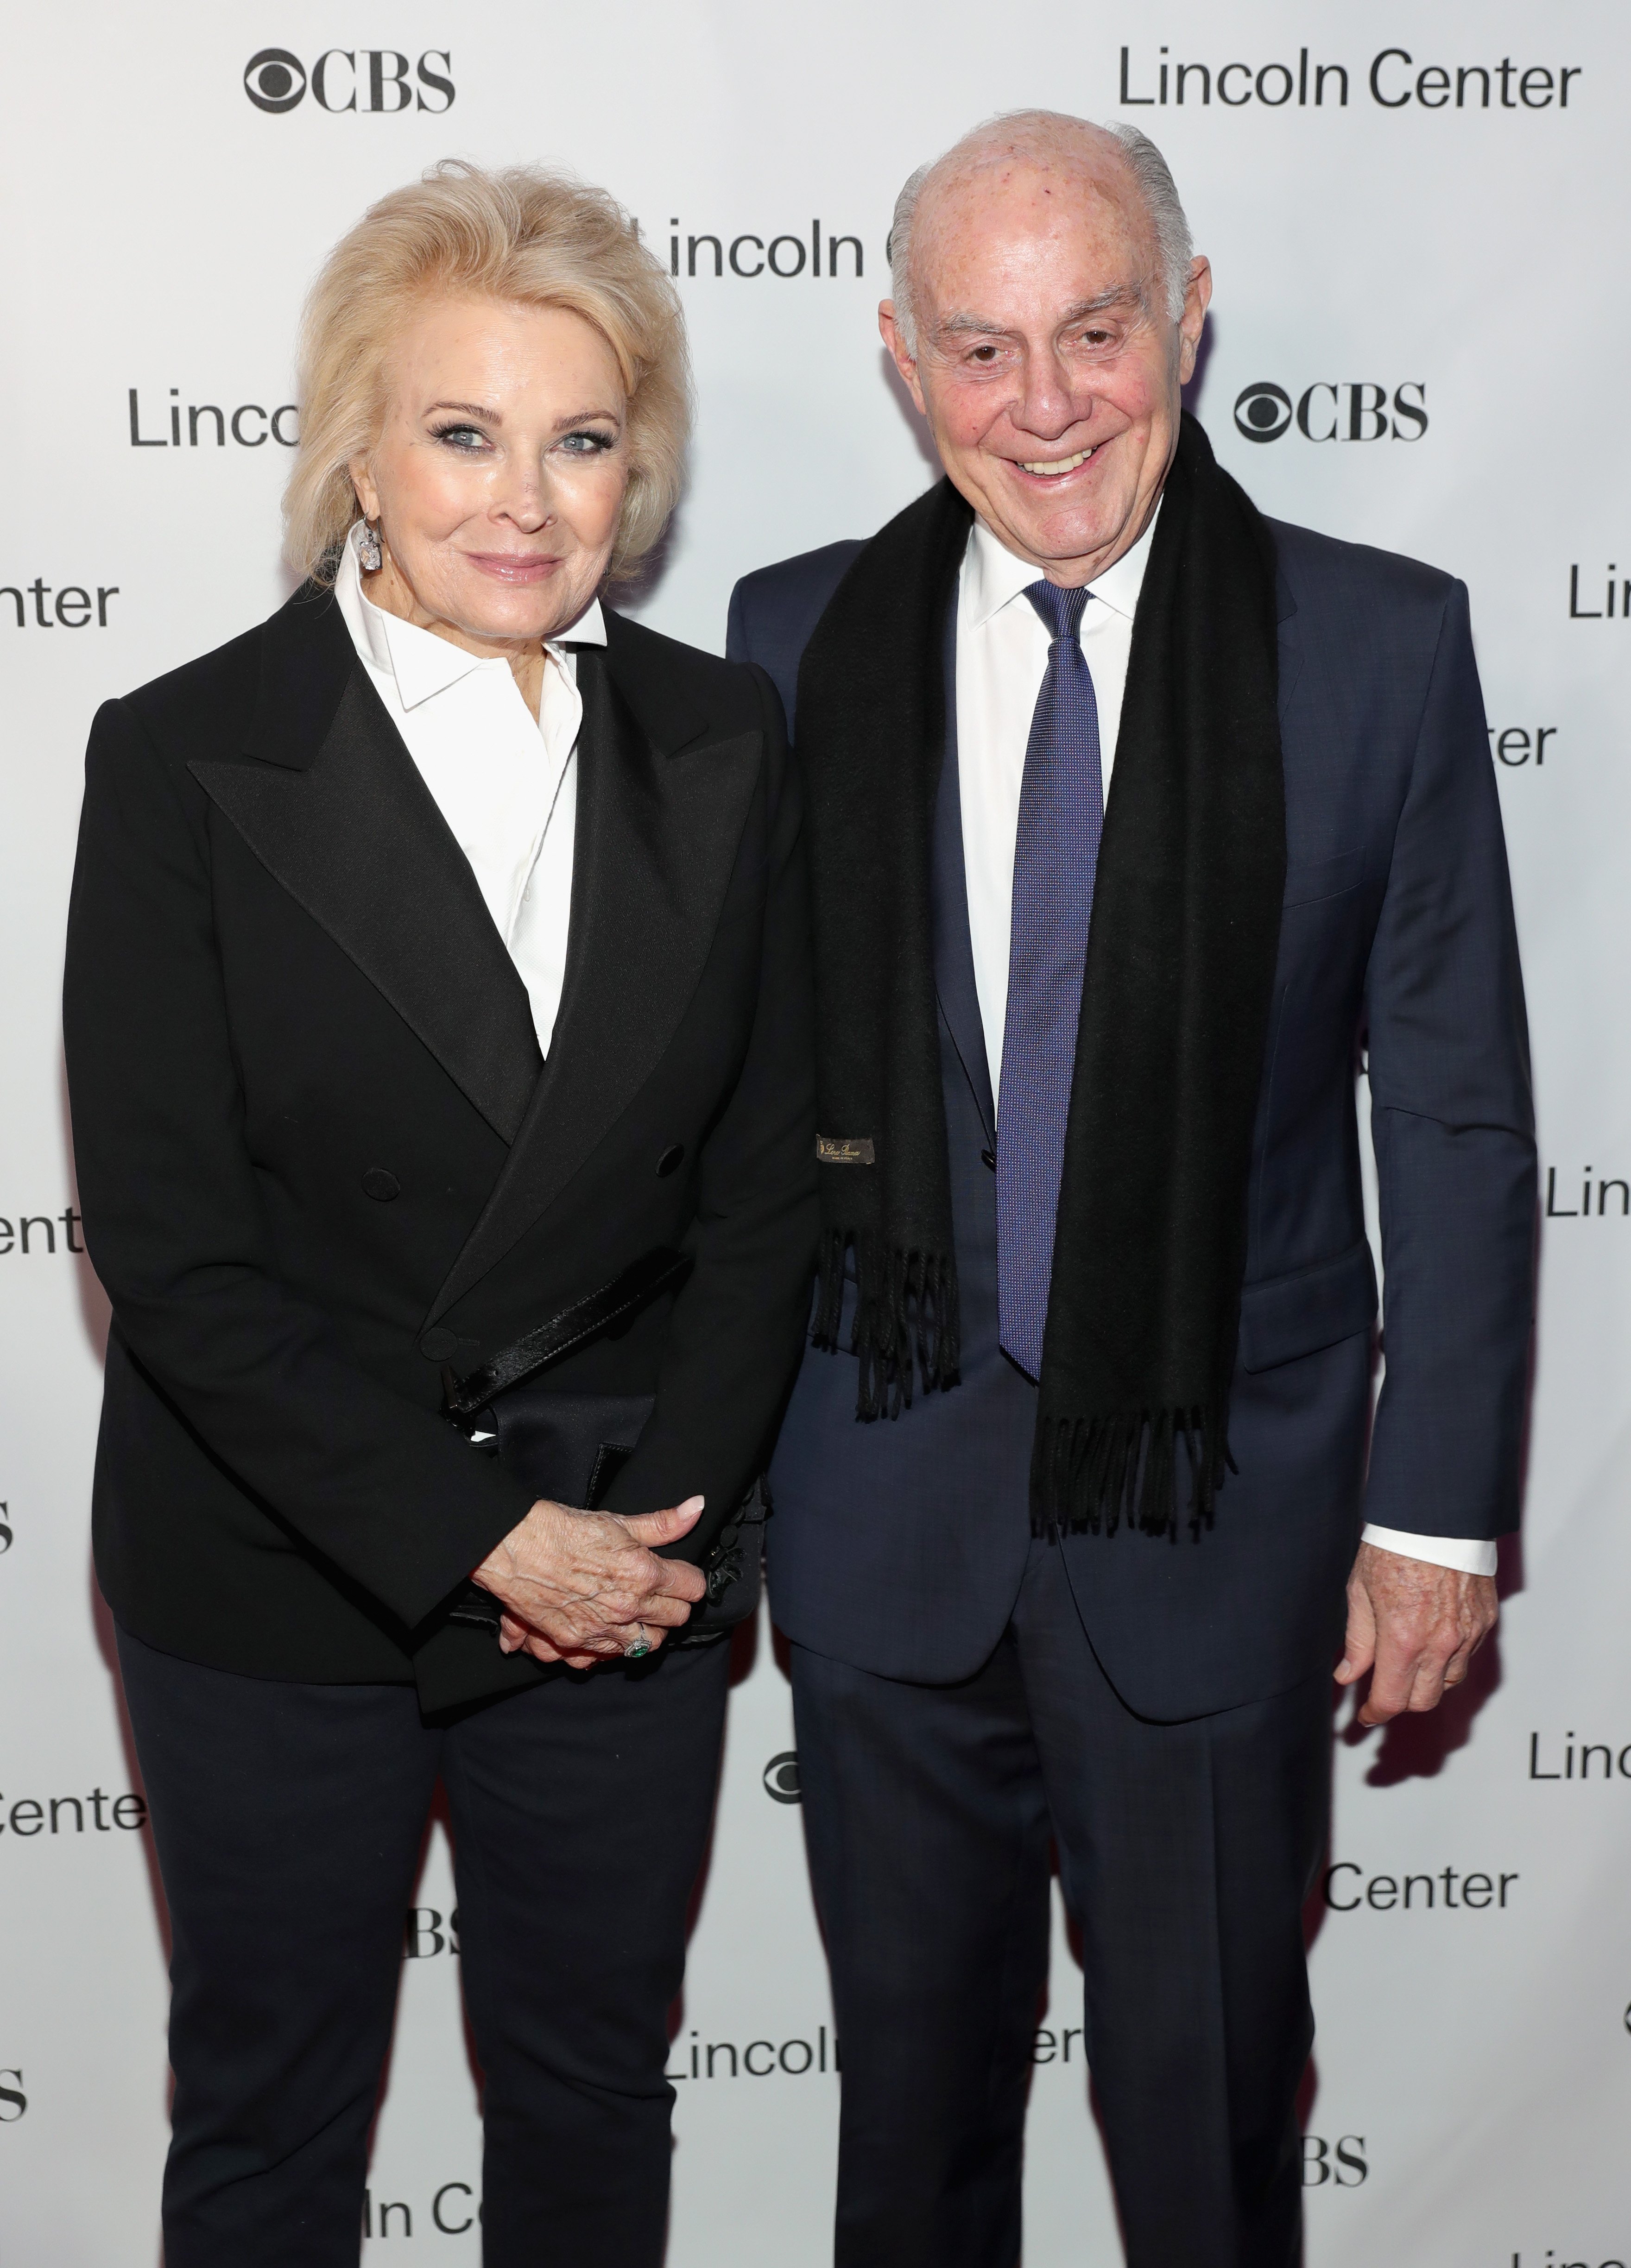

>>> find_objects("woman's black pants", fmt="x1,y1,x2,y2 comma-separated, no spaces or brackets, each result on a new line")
115,1625,731,2267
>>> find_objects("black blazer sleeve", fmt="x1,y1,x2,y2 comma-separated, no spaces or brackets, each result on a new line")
63,697,537,1633
600,668,819,1556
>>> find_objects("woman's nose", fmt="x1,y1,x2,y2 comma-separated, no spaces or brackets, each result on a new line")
495,469,551,532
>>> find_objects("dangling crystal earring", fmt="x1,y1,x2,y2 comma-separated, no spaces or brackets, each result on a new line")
357,519,383,573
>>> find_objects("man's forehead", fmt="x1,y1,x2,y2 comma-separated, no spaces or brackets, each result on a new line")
927,141,1136,219
917,156,1152,277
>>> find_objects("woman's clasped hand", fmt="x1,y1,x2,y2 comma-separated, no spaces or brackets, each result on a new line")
478,1494,708,1666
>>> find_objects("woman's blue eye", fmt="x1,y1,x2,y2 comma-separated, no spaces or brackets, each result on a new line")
561,430,614,455
431,424,487,450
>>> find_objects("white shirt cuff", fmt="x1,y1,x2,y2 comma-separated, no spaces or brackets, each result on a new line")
1359,1524,1498,1579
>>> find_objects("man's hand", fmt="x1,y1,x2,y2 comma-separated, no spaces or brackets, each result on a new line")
1335,1542,1497,1727
474,1496,708,1671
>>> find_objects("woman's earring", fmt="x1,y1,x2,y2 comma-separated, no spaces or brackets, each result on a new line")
357,519,382,573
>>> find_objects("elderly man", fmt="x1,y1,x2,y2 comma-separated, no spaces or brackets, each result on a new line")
729,112,1533,2266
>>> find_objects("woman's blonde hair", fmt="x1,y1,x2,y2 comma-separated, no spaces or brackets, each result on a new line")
283,160,690,585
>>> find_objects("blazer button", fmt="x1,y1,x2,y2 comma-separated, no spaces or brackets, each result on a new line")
980,1147,997,1172
419,1328,458,1364
657,1143,686,1177
362,1167,401,1202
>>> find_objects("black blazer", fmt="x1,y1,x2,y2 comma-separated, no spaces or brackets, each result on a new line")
64,582,817,1714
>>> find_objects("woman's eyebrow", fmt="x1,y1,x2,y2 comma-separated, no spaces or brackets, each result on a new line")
420,401,621,431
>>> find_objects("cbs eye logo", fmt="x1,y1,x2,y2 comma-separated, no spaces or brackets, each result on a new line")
243,47,455,113
1234,383,1293,442
762,1752,802,1804
244,50,305,112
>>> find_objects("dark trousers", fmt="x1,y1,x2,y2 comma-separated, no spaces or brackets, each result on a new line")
116,1626,730,2268
791,1540,1328,2268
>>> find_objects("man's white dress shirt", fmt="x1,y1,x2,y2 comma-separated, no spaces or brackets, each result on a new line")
953,508,1491,1581
334,523,602,1058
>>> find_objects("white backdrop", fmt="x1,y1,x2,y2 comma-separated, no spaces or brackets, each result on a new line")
2,4,1628,2261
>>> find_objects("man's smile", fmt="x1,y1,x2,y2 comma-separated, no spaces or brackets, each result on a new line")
1011,443,1100,479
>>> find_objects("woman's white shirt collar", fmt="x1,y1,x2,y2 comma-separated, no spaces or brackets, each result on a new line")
333,520,606,712
329,520,596,1058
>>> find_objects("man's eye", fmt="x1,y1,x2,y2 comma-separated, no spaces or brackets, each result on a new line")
968,345,999,364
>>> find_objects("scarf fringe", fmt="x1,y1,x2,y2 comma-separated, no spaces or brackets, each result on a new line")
814,1228,961,1419
1030,1403,1234,1542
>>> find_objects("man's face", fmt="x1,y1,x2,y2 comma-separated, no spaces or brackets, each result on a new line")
881,149,1210,585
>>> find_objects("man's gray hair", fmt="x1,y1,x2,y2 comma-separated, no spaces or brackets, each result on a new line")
887,112,1194,357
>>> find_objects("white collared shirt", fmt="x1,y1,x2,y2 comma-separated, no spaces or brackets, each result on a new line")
333,523,603,1057
952,504,1492,1581
956,505,1157,1095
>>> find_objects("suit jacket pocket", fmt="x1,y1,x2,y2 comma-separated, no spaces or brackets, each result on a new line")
1282,846,1366,907
1239,1241,1378,1373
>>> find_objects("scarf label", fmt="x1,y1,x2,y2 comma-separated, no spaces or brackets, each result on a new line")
816,1136,875,1166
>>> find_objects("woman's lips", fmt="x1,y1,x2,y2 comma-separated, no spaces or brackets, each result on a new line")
464,551,563,584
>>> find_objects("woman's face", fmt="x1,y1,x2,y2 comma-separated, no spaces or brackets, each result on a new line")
349,295,629,653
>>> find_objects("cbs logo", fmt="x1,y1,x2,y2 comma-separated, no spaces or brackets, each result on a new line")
762,1752,802,1804
1235,383,1296,442
1234,380,1428,444
243,48,455,114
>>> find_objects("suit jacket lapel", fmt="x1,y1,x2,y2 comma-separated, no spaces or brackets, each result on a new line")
191,586,541,1144
1275,567,1302,720
932,598,996,1143
427,636,762,1321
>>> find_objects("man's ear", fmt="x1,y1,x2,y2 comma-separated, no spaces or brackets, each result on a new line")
879,302,929,418
1176,256,1213,387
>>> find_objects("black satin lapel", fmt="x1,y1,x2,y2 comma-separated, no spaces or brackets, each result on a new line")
246,581,355,770
427,650,761,1319
192,668,541,1143
932,603,995,1141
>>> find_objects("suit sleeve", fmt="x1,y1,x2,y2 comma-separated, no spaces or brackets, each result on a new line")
63,699,536,1630
724,580,750,666
601,668,819,1556
1361,581,1536,1542
727,543,867,737
727,573,803,732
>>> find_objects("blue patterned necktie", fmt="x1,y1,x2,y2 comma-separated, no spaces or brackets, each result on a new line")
996,582,1104,1379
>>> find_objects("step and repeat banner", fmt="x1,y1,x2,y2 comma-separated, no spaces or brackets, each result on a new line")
2,2,1627,2261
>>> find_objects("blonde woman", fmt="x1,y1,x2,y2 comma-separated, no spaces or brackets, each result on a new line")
63,163,816,2264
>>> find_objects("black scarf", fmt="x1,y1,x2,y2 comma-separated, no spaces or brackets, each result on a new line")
796,413,1285,1538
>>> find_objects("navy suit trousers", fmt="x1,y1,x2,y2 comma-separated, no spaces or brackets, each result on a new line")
792,1540,1329,2268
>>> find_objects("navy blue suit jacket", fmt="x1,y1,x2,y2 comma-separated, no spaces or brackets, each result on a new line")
729,513,1535,1720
